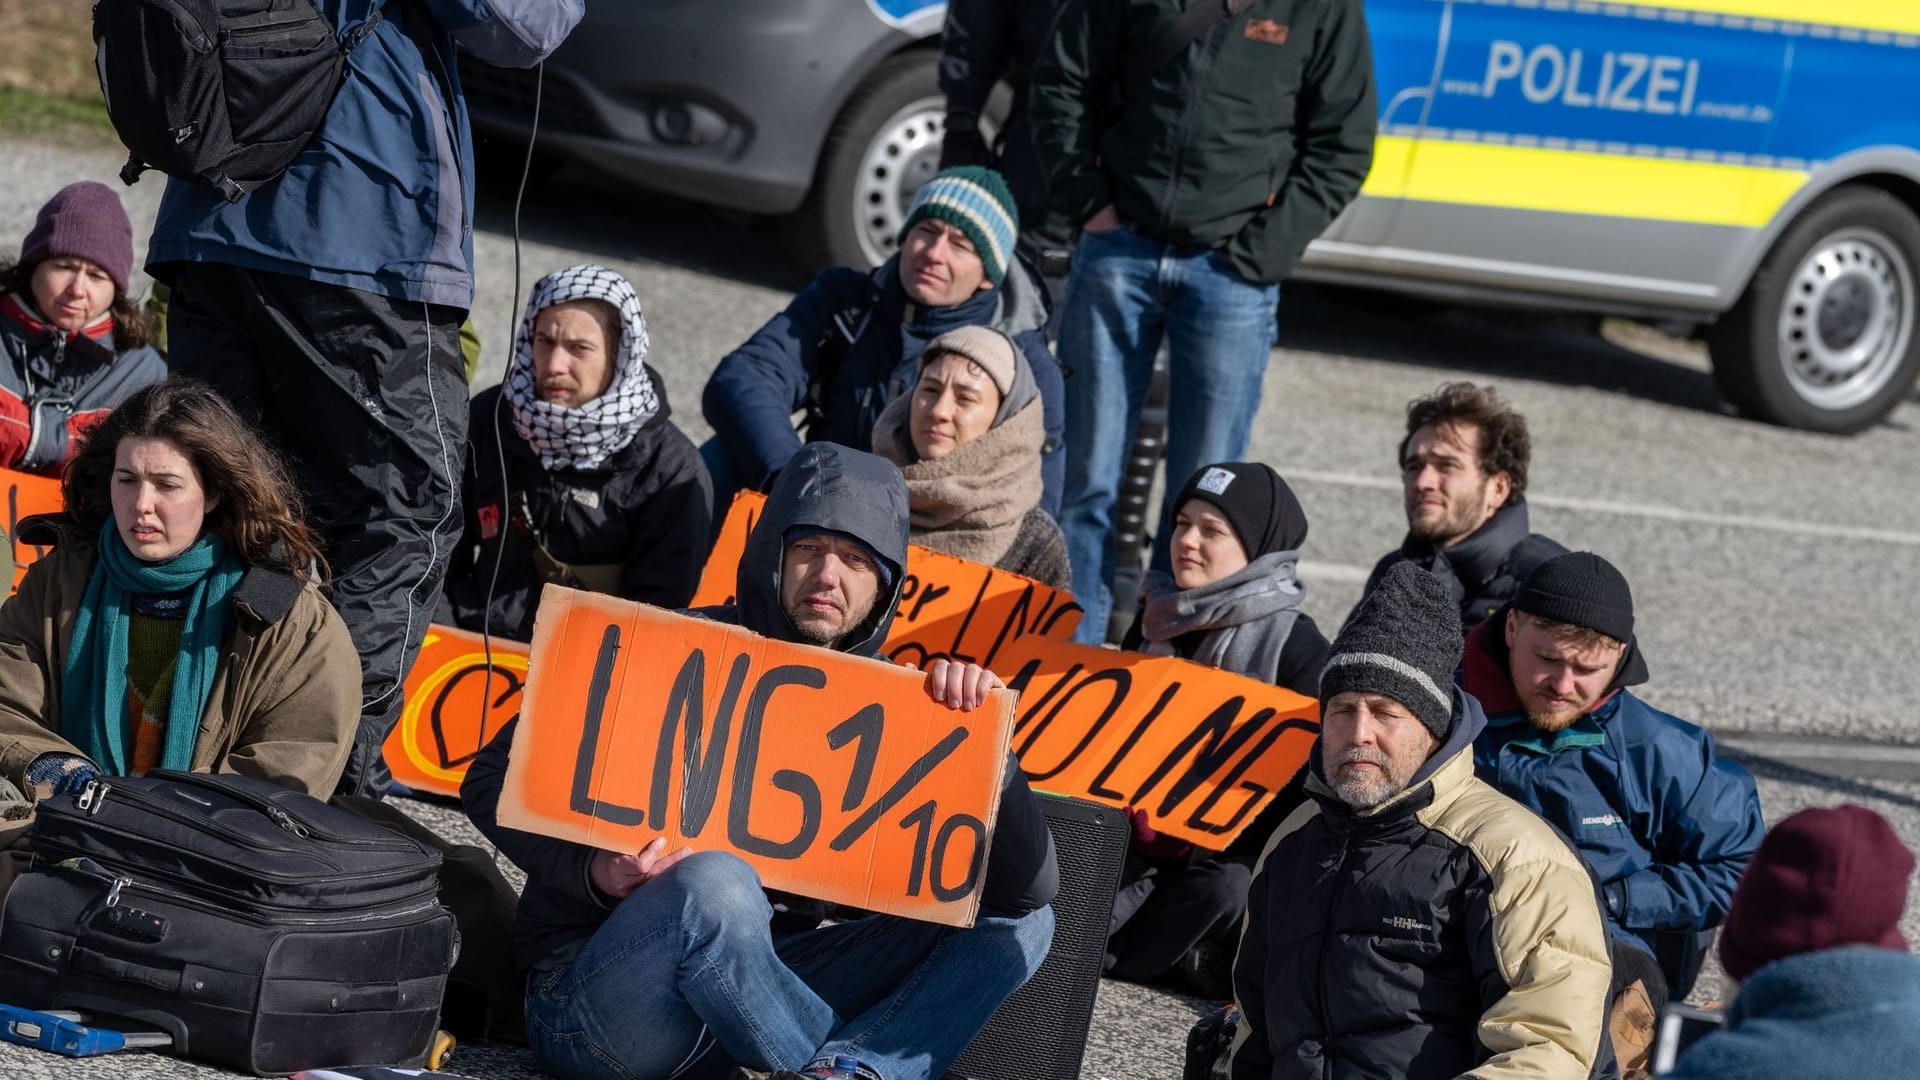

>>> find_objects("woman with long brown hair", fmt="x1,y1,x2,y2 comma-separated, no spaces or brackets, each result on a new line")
0,181,166,477
0,378,360,812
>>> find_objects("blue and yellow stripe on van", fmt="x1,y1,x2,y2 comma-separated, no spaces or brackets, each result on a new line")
1360,0,1920,228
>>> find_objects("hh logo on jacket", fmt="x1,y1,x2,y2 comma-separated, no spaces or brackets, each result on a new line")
1245,18,1289,45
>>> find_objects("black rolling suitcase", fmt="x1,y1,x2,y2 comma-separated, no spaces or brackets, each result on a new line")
0,770,457,1075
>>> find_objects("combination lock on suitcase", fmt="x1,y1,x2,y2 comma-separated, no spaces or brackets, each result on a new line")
0,770,457,1075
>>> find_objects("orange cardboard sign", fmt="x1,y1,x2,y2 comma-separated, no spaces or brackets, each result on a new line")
499,586,1015,927
4,467,63,594
692,491,1081,670
383,624,531,798
997,635,1320,848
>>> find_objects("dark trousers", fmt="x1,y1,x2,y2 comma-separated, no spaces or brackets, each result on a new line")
1107,854,1254,985
166,264,469,799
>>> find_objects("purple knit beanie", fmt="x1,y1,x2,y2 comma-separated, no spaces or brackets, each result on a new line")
19,181,135,297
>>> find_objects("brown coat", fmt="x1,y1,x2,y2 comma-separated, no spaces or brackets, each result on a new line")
0,519,361,800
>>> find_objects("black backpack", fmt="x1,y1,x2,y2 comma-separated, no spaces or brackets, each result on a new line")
92,0,387,202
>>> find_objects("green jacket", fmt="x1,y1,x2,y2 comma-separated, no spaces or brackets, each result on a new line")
1030,0,1377,285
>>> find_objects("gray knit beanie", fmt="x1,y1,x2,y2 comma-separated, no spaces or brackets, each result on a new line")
1320,561,1463,739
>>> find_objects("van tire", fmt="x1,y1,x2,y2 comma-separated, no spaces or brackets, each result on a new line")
783,53,946,274
1708,186,1920,434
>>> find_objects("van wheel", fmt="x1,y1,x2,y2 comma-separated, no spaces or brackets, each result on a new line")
1708,186,1920,434
783,53,948,273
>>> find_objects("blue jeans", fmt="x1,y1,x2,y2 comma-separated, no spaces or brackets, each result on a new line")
1055,226,1280,642
524,852,1056,1080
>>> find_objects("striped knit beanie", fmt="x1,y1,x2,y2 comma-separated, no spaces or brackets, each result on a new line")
899,167,1019,286
1321,561,1463,740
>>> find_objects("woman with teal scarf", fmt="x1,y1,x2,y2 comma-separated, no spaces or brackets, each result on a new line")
0,379,361,818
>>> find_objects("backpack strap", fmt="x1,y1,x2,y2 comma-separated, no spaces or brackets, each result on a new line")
800,298,875,442
1123,0,1257,93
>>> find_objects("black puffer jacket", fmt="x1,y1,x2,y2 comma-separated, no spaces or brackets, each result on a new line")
463,444,1059,971
440,379,712,641
1231,695,1617,1080
1364,499,1567,633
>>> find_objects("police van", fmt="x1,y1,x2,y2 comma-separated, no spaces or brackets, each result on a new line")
462,0,1920,433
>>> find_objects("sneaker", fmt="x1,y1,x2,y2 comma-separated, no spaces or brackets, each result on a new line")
1179,937,1238,1001
774,1055,884,1080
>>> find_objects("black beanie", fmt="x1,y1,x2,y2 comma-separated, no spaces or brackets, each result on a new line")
1321,562,1463,740
1513,552,1634,644
1168,462,1308,561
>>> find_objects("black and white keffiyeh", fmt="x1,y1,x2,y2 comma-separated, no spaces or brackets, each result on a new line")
505,264,661,472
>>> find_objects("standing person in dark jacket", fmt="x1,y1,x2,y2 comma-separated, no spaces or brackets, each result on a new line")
440,266,711,641
1364,382,1566,632
937,0,1073,285
464,443,1058,1080
1463,552,1764,1074
1109,461,1330,998
1,182,165,477
1229,562,1615,1080
1664,805,1920,1080
151,0,584,799
1031,0,1376,644
702,167,1065,521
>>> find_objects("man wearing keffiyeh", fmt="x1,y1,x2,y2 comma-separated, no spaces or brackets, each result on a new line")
438,265,713,642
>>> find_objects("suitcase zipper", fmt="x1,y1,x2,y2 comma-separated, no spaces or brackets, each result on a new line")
31,824,437,902
155,771,420,852
55,783,339,869
54,858,441,926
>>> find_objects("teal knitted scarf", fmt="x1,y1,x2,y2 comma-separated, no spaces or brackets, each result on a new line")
60,521,245,776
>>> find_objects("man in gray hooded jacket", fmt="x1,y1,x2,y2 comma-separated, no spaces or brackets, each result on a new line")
464,443,1059,1080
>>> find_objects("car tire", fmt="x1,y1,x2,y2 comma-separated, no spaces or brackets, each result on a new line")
1708,185,1920,434
784,52,947,274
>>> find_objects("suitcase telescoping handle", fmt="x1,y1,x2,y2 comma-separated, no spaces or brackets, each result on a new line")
0,1004,173,1056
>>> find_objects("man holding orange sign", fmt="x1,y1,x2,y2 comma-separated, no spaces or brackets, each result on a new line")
463,444,1058,1080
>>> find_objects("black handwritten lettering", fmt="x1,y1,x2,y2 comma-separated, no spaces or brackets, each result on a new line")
570,623,646,825
651,649,751,837
930,813,986,901
1016,667,1131,780
827,704,884,812
728,664,827,859
830,727,970,850
906,580,951,623
429,663,524,769
1184,718,1319,834
1086,681,1181,800
1129,698,1274,811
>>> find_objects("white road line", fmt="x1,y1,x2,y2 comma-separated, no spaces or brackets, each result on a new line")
1285,469,1920,548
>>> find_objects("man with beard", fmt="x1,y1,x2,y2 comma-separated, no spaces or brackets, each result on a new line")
1229,561,1614,1080
463,443,1058,1080
702,167,1064,519
1463,552,1763,1075
1364,382,1565,632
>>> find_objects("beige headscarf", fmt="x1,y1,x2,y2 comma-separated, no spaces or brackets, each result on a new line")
872,328,1046,566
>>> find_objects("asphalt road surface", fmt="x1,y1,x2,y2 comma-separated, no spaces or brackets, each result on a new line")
2,138,1918,1080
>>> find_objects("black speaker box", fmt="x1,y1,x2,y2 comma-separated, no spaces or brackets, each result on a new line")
949,793,1130,1080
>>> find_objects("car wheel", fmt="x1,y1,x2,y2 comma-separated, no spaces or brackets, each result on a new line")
784,52,965,273
1708,186,1920,434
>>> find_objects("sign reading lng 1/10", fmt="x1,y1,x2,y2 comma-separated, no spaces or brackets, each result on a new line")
499,586,1015,928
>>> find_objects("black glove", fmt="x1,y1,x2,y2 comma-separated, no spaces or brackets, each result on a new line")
939,122,992,169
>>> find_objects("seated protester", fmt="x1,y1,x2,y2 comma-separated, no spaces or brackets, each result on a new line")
1664,806,1920,1080
464,442,1058,1080
1,181,167,477
1462,551,1763,1073
703,167,1066,517
1230,562,1615,1080
870,324,1069,590
1106,462,1331,997
1363,382,1565,632
0,379,361,809
440,265,711,640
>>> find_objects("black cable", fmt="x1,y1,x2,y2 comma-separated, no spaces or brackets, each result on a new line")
477,61,545,762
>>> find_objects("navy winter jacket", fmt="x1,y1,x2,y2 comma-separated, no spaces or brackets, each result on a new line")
1463,618,1764,990
702,255,1065,516
1664,948,1920,1080
147,0,583,308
